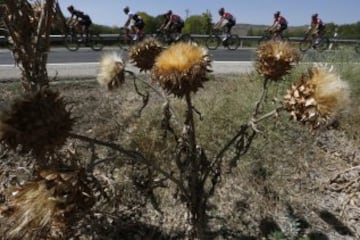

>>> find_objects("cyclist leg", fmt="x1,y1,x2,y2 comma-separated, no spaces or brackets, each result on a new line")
84,21,91,43
136,20,145,41
175,22,184,40
279,24,287,40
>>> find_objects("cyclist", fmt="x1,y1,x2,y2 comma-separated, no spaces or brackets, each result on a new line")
214,7,236,42
308,13,326,46
67,5,92,42
268,11,288,39
123,6,145,41
157,10,184,41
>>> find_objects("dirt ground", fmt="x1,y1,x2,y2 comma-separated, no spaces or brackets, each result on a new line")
0,76,359,240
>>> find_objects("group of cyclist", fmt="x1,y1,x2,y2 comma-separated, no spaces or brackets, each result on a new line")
268,11,325,46
64,4,326,47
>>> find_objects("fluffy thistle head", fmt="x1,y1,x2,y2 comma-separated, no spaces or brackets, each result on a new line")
129,38,164,72
97,52,125,90
256,41,301,81
151,42,211,98
0,168,95,239
284,66,350,129
0,88,74,159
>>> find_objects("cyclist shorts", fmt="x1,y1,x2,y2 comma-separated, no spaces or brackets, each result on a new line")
134,20,145,30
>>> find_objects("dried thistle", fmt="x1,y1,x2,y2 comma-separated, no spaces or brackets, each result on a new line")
129,38,163,72
151,42,212,98
0,168,95,239
97,52,125,90
0,88,74,159
284,66,350,129
256,41,301,81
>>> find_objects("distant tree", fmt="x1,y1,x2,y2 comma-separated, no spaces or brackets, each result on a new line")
183,11,212,34
338,22,360,39
247,27,254,36
137,11,158,34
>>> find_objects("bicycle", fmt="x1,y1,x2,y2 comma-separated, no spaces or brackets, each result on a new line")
0,27,14,50
118,27,145,51
258,29,289,45
299,31,329,53
64,20,103,52
154,29,194,46
205,28,240,50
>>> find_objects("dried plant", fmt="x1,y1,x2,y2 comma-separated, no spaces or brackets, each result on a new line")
97,52,125,91
3,0,56,92
256,41,301,81
129,38,164,72
0,88,74,161
284,65,350,129
0,168,96,240
151,42,212,98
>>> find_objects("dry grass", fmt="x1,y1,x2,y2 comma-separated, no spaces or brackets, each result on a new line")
0,59,359,239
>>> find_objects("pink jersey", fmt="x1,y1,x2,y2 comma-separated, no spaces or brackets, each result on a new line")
274,16,287,25
221,12,235,22
169,14,183,24
311,18,323,26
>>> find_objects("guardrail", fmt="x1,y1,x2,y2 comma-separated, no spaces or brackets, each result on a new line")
1,34,360,47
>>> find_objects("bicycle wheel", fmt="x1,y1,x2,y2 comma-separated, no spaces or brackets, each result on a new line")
117,34,129,51
225,34,240,50
154,32,168,46
299,37,312,53
316,36,329,52
258,35,271,45
178,33,194,44
64,33,80,51
90,33,104,51
280,36,289,42
0,28,14,51
205,35,221,50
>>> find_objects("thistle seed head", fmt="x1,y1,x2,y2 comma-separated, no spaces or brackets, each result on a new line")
151,42,212,98
256,41,301,81
284,66,350,129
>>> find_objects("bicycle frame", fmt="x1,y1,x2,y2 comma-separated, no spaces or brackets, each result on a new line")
155,29,180,44
258,29,289,46
299,31,329,53
206,28,240,50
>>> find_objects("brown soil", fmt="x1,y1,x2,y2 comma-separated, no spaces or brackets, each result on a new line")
0,76,359,240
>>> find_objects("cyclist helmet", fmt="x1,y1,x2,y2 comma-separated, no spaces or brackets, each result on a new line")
67,5,74,12
312,13,318,19
123,6,130,14
274,11,280,17
166,10,172,15
218,7,225,15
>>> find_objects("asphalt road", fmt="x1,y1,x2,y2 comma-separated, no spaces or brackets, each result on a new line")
0,47,256,80
0,47,358,80
0,47,256,65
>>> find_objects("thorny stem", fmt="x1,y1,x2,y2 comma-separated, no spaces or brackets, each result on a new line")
69,132,190,201
126,70,148,99
204,79,281,185
253,78,269,118
252,106,284,125
185,93,197,153
128,71,181,126
184,92,207,239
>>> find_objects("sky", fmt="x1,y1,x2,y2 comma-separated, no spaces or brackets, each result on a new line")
58,0,360,27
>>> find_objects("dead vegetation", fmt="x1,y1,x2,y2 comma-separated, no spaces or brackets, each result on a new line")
0,2,359,239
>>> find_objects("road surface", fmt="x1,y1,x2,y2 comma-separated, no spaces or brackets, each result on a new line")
0,47,256,80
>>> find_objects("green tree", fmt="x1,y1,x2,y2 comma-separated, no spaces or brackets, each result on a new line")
183,11,212,34
137,11,158,34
